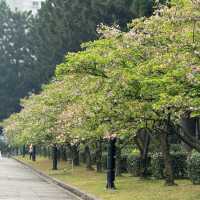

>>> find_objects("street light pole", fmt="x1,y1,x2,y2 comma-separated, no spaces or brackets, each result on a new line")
32,145,36,161
52,144,58,170
106,135,116,189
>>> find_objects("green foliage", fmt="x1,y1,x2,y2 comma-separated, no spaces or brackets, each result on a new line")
127,154,141,176
3,0,200,154
187,151,200,184
151,153,165,178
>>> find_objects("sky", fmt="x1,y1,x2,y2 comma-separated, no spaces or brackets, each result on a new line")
6,0,44,14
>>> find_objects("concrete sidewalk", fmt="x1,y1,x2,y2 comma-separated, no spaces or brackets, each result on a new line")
0,157,80,200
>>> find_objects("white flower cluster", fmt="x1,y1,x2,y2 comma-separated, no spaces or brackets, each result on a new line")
97,23,121,39
192,0,200,5
103,133,117,140
70,136,80,146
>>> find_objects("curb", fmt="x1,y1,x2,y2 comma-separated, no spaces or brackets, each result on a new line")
12,157,101,200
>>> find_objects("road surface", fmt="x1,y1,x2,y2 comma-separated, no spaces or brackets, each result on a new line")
0,157,80,200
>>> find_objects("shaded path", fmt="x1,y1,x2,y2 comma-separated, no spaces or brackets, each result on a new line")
0,157,80,200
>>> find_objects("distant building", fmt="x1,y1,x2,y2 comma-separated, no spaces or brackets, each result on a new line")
6,0,45,15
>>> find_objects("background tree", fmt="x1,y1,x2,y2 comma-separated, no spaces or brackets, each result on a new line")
29,0,157,84
0,1,40,119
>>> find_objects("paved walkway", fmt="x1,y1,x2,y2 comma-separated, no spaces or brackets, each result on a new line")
0,157,80,200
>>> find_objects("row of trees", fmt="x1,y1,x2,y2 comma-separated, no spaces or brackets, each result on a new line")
0,0,157,119
3,0,200,186
0,2,36,118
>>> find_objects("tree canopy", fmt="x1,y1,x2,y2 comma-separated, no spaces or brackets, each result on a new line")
3,0,200,148
0,1,39,119
0,0,158,120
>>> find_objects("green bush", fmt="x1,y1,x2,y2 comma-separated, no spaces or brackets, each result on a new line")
172,152,187,178
151,153,164,179
126,149,139,176
127,154,152,176
187,151,200,184
102,152,107,170
120,155,128,173
127,154,142,176
151,152,187,179
79,151,86,163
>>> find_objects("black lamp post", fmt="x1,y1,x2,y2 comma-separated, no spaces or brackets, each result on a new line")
32,145,36,161
52,144,58,170
106,134,117,189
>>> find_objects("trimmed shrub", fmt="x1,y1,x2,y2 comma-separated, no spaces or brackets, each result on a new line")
172,152,187,178
127,154,141,176
127,154,151,176
120,155,128,173
79,151,86,163
187,151,200,184
151,152,187,179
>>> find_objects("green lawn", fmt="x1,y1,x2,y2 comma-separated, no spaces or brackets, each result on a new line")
16,156,200,200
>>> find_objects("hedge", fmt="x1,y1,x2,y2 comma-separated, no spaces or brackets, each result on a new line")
151,152,188,179
187,151,200,184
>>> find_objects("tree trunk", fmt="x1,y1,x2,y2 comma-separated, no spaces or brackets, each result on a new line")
57,147,61,161
22,145,26,157
60,145,68,161
47,147,51,160
160,132,175,186
96,140,102,172
43,146,48,157
72,145,79,166
134,129,150,178
32,145,36,162
85,145,93,170
141,135,150,178
37,146,41,156
106,138,116,189
115,146,122,176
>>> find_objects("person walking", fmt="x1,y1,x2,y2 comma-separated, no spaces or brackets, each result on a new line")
29,144,33,160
